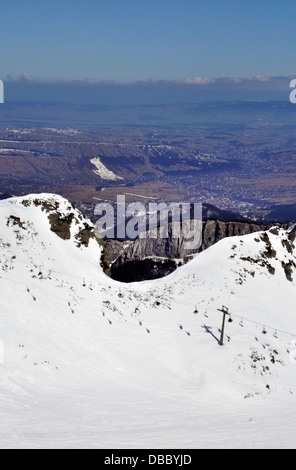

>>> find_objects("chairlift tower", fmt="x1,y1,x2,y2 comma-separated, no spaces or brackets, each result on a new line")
217,305,230,346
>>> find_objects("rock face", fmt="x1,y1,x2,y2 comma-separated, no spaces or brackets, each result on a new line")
48,212,74,240
20,194,100,248
105,220,267,263
200,220,268,252
102,219,284,282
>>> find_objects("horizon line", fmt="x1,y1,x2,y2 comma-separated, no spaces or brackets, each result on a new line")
3,74,295,86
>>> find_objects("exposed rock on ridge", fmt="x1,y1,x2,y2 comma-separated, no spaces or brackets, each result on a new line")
19,194,100,248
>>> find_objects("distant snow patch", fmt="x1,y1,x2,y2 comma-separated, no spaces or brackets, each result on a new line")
91,157,123,181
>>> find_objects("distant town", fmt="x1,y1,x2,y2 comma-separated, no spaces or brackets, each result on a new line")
0,101,296,224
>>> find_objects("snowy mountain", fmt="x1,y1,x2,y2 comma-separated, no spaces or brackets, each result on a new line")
1,193,296,449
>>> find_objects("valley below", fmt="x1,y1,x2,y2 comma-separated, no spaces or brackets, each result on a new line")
0,103,296,226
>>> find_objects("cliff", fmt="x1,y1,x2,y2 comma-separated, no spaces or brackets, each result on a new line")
102,219,274,282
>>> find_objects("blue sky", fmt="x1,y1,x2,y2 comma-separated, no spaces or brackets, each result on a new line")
1,0,295,83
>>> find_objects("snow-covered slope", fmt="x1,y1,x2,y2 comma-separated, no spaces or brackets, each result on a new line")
91,157,124,180
1,193,296,449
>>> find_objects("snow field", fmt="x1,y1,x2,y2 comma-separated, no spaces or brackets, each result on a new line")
0,194,296,448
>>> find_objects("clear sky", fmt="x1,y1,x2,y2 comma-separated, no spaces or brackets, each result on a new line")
0,0,295,82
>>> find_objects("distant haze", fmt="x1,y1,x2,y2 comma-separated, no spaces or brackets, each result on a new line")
3,76,293,106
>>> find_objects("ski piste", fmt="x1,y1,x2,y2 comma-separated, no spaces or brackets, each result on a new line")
0,193,296,449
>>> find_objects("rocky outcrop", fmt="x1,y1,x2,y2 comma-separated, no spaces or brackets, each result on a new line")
102,219,292,282
20,195,100,248
104,219,268,265
48,212,74,240
200,219,267,252
75,222,98,248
